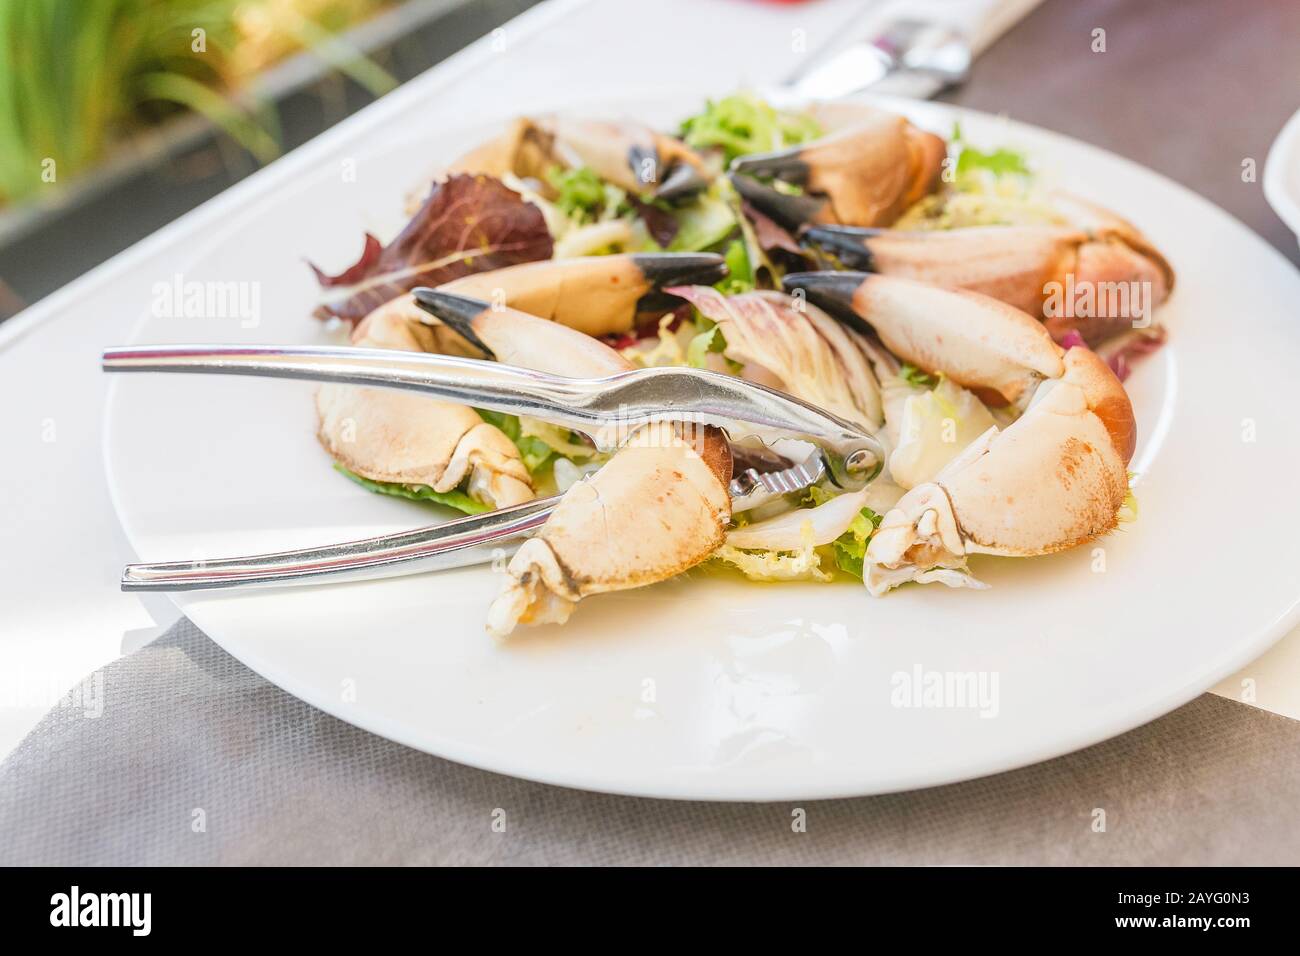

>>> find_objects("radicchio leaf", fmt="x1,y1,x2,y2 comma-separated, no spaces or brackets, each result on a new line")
668,286,882,430
629,196,679,247
310,174,553,324
742,200,804,257
310,234,382,289
1055,328,1087,350
1093,325,1168,382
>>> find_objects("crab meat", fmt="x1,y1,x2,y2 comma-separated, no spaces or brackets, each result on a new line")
315,303,533,508
781,272,1134,593
412,290,733,635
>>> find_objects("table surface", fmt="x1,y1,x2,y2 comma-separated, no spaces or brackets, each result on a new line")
1,0,1297,762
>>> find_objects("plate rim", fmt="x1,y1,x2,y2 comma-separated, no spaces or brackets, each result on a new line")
1264,106,1300,248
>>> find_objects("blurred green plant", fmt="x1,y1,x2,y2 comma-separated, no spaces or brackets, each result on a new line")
0,0,394,207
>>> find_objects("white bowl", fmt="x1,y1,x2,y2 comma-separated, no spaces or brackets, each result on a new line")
1265,108,1300,250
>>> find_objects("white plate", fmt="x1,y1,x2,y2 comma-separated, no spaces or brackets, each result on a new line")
104,93,1300,800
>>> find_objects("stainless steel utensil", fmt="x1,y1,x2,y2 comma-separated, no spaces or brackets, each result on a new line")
104,344,883,591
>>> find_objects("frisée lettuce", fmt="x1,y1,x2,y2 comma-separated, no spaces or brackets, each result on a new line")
680,92,823,164
711,521,834,583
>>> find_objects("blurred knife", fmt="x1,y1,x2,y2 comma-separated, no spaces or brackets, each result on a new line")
775,0,1044,103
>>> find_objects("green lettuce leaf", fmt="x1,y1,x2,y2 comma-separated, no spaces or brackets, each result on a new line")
951,121,1031,179
680,93,823,164
956,145,1030,178
668,189,738,252
805,485,882,579
476,408,596,474
334,464,489,515
828,507,883,578
685,319,743,373
717,238,755,294
547,165,610,222
686,324,726,368
476,408,552,473
898,362,939,389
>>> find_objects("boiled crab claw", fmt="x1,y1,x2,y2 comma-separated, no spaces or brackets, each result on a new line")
448,115,713,201
801,214,1174,346
435,252,726,338
728,108,945,230
782,271,1135,593
413,289,734,635
315,300,534,510
783,271,1065,407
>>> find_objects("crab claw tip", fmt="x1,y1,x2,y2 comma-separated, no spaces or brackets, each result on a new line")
652,163,709,201
729,145,808,179
630,252,728,289
412,288,494,355
801,225,881,270
728,172,825,231
781,271,871,330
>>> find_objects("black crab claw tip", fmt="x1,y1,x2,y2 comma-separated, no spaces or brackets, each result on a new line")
652,163,710,201
800,225,881,271
729,146,810,180
411,287,494,356
727,172,826,232
631,252,728,289
781,272,872,333
633,252,728,313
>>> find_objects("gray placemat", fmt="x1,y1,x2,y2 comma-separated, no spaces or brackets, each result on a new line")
1,619,1298,865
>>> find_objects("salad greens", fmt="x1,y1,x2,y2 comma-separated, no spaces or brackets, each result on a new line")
951,121,1031,179
686,324,728,369
710,486,885,585
718,239,754,294
895,122,1058,231
685,319,743,373
310,174,553,325
804,485,882,579
477,408,596,474
536,95,828,289
680,92,823,164
543,164,742,262
712,523,834,583
898,363,939,389
547,166,614,222
335,464,489,516
667,186,737,253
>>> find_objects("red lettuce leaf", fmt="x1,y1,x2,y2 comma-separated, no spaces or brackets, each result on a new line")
1095,326,1168,382
1056,328,1087,350
742,200,804,257
629,196,680,247
309,174,553,324
310,234,383,288
1057,325,1168,382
